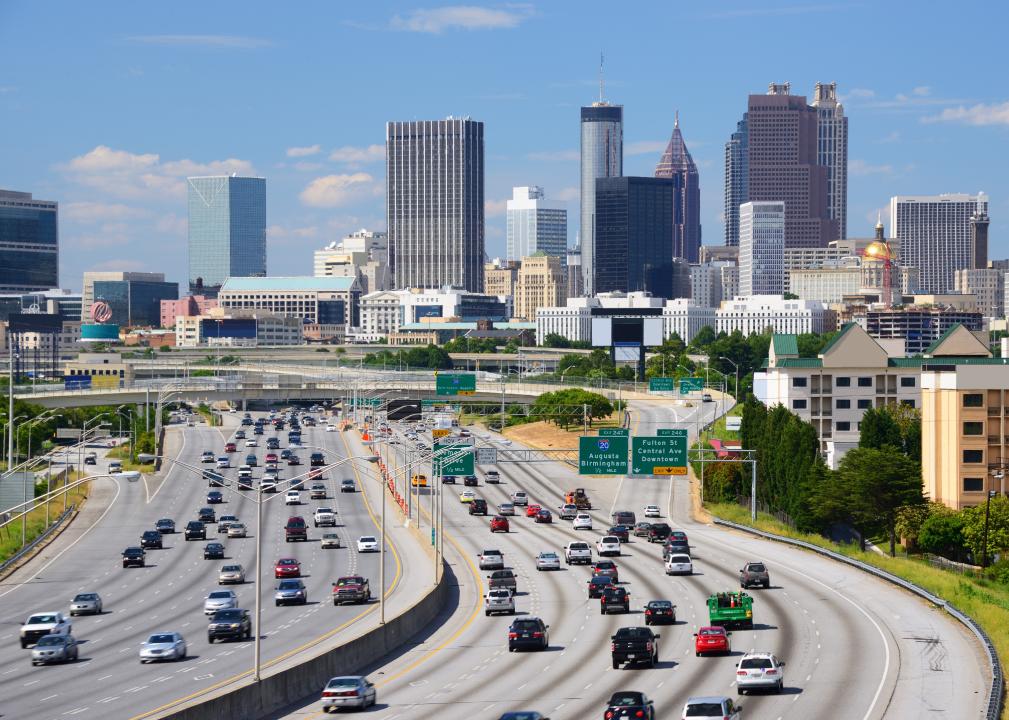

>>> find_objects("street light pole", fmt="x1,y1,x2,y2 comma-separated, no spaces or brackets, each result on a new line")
982,488,997,569
719,357,740,402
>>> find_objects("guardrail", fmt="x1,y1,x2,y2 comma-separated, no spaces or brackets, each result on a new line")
712,516,1004,720
0,505,75,578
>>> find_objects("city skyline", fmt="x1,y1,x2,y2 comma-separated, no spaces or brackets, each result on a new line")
2,1,1008,289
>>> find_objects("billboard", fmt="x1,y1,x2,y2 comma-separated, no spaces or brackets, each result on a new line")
8,313,62,333
202,318,256,339
64,375,91,390
80,324,120,341
414,305,443,319
91,375,121,389
591,316,664,348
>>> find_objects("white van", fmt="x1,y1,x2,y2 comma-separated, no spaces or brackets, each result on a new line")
108,460,122,474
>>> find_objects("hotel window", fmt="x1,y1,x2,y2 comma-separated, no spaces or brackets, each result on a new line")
836,399,851,409
857,399,871,409
963,477,984,492
836,376,851,387
836,421,851,431
857,377,872,387
963,449,984,464
792,377,807,387
900,376,916,388
963,422,984,436
963,394,984,408
792,399,807,410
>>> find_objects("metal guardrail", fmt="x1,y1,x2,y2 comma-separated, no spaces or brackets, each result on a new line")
0,505,75,577
713,516,1004,720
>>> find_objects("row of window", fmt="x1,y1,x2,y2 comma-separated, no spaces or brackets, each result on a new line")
793,398,915,412
792,376,917,388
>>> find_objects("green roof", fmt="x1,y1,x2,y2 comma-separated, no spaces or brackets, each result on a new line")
220,276,357,292
773,358,823,368
924,322,965,354
818,322,858,356
771,334,798,356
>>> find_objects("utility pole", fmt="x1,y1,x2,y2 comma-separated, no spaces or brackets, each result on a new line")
583,403,588,435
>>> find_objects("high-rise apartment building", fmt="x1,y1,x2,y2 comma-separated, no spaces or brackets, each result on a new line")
187,176,266,296
506,187,567,260
654,114,701,263
739,201,785,296
580,103,623,295
594,177,674,299
812,82,848,239
313,230,390,294
891,193,990,294
386,118,485,292
723,115,749,247
514,254,566,321
0,190,59,292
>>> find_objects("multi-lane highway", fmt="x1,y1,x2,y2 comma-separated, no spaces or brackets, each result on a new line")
0,409,428,720
276,396,988,719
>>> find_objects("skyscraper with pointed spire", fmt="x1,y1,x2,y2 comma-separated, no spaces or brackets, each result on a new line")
654,112,701,263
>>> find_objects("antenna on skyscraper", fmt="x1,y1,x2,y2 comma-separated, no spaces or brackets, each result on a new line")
598,52,605,104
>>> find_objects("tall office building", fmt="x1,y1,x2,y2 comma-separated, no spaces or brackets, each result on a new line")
594,177,674,298
187,175,266,296
812,82,848,239
514,254,566,321
890,193,990,294
566,245,584,298
387,118,485,292
0,190,59,292
654,113,701,263
580,100,623,296
723,115,749,246
81,271,178,327
506,187,567,260
739,201,785,296
972,209,990,269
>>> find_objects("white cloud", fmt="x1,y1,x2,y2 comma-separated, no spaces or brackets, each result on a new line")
626,140,667,156
846,88,876,99
328,144,385,166
486,199,508,217
128,35,273,48
924,102,1009,126
849,159,893,176
294,161,323,172
300,173,377,207
63,201,145,224
912,86,931,97
287,144,321,158
268,224,319,239
554,186,579,202
526,149,579,162
391,5,531,33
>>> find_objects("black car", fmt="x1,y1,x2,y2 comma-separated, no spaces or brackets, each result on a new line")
280,448,292,459
140,530,163,549
238,476,253,491
310,452,325,467
441,475,457,484
468,498,488,516
198,507,217,523
206,491,224,504
587,575,615,599
607,525,631,542
204,470,225,487
207,608,252,642
122,546,146,568
203,542,225,559
253,426,264,435
463,475,478,487
185,520,207,541
507,617,549,652
644,600,677,625
600,586,630,614
241,418,253,426
266,438,280,449
287,455,301,466
604,691,656,720
647,523,672,543
155,518,175,534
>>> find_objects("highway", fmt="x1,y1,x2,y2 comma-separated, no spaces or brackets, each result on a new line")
0,409,427,720
276,396,988,720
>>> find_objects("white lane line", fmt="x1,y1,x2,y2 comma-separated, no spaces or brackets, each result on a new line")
41,694,59,701
97,696,119,704
23,679,40,686
97,674,113,681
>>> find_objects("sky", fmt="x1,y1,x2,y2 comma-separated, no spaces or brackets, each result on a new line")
2,1,1009,292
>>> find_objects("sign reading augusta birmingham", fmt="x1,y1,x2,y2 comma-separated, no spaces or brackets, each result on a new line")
579,436,629,475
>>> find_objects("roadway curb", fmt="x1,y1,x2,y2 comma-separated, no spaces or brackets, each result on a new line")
711,515,1005,720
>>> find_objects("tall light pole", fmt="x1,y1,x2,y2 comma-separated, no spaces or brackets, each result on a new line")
982,488,998,569
7,413,26,471
19,412,60,546
80,413,110,478
718,356,740,401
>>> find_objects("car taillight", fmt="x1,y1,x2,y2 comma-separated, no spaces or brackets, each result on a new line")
610,642,616,651
635,712,644,718
508,632,518,639
644,609,651,614
766,669,777,674
532,632,543,638
737,670,747,676
605,713,613,720
322,691,335,697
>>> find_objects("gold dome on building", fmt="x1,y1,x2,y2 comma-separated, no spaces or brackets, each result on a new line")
863,240,894,261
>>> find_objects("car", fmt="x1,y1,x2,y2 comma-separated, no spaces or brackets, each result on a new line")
511,491,528,506
558,504,578,520
218,564,245,584
587,575,614,598
592,560,619,581
508,616,549,651
601,586,631,614
203,590,238,615
275,579,308,606
488,569,517,592
287,454,301,466
643,504,661,518
604,691,655,720
469,498,489,516
234,430,246,439
736,651,785,693
286,516,308,542
310,483,327,499
463,474,478,487
693,626,731,656
332,576,371,604
441,474,457,484
485,470,501,484
647,523,672,543
663,540,691,558
266,437,281,449
245,439,258,447
489,515,510,533
122,546,146,568
314,507,337,527
203,542,225,559
535,509,553,524
69,592,103,616
340,479,356,493
611,510,636,526
207,608,252,642
280,448,292,459
217,514,239,532
411,473,428,487
607,525,631,542
139,632,186,662
670,529,688,543
564,541,592,564
535,551,561,571
84,452,97,465
459,490,476,503
265,452,278,464
253,425,264,435
245,453,258,467
31,634,79,665
702,393,714,402
479,549,505,570
740,561,771,589
525,504,542,518
665,553,693,576
140,529,163,549
216,456,230,468
632,522,653,538
498,502,515,516
206,491,224,505
19,612,72,648
108,460,123,474
496,714,550,720
484,588,515,616
357,535,379,552
611,626,659,669
321,533,342,549
321,675,377,711
198,507,216,523
275,558,301,578
642,599,677,626
310,452,326,467
224,442,237,452
325,424,337,432
680,696,740,720
596,536,621,556
201,451,215,463
572,513,593,531
285,490,301,505
227,523,247,538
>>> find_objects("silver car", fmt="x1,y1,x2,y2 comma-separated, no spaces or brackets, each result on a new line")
275,579,308,606
321,675,377,711
320,533,342,549
218,564,245,585
69,592,102,616
535,551,561,571
217,515,239,533
498,502,515,516
31,634,79,665
736,651,785,693
204,590,238,615
227,523,247,538
139,632,186,663
484,588,515,616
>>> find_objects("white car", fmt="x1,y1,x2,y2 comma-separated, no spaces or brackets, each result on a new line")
227,523,248,538
285,490,301,505
216,456,230,468
643,504,661,518
245,439,258,447
19,612,72,648
664,553,693,575
326,424,337,432
357,535,379,553
596,536,621,557
535,551,561,571
511,491,528,506
681,697,741,720
498,502,515,516
573,513,593,530
484,588,515,616
203,590,238,615
736,652,786,694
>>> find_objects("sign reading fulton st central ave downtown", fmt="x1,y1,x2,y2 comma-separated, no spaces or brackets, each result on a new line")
579,428,688,476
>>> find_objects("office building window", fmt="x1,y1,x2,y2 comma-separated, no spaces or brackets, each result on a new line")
836,421,851,431
836,377,851,387
836,399,851,409
963,449,984,464
963,477,984,492
857,377,872,387
900,376,916,388
963,394,984,408
857,399,871,409
963,422,984,436
792,399,807,410
792,377,807,387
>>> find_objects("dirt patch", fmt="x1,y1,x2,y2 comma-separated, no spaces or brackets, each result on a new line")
687,465,712,524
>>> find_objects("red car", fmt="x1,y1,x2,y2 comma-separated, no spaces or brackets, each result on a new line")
525,504,542,518
534,509,553,524
224,442,237,453
694,625,731,656
275,558,301,579
490,516,510,533
265,453,278,463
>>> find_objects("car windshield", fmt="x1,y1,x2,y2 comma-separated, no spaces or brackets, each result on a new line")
616,628,651,639
699,628,724,636
360,536,376,543
278,580,301,589
148,634,175,644
73,594,96,602
747,564,766,572
338,577,363,586
740,657,774,669
326,678,361,688
602,537,618,543
27,614,56,624
222,566,241,572
511,621,540,631
670,555,690,563
208,592,232,599
540,553,558,559
609,692,644,705
36,635,65,647
685,703,724,716
649,601,672,609
214,610,243,621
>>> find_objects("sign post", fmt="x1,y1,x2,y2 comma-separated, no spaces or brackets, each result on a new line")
578,435,629,475
632,429,688,475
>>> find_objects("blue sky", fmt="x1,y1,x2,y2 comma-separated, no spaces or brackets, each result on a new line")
2,1,1008,291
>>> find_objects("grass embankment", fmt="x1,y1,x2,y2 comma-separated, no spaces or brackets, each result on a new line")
106,444,155,473
708,500,1009,704
0,471,90,565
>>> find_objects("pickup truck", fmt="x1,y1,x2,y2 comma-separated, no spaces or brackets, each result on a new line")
707,591,754,629
20,612,72,648
313,508,337,527
610,626,660,669
285,516,308,542
564,541,592,565
332,576,371,605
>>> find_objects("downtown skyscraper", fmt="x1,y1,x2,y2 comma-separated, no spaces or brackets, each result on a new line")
506,186,567,260
723,114,748,246
812,82,849,239
654,113,701,263
0,189,59,292
580,99,623,296
386,118,485,292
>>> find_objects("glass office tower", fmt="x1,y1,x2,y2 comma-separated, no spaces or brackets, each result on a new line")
580,103,623,296
0,190,59,292
187,176,266,296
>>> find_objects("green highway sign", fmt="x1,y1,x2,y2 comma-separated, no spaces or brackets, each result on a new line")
679,377,704,394
433,440,475,475
599,427,629,437
632,434,688,475
349,397,382,407
435,372,476,396
579,435,629,475
649,377,675,392
658,428,689,438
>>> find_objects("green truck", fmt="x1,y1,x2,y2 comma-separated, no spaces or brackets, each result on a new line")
707,591,753,629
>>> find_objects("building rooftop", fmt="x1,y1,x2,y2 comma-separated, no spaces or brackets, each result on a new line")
818,322,857,355
220,276,357,292
771,334,798,356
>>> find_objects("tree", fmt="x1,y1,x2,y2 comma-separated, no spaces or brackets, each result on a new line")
960,496,1009,564
918,511,965,558
543,333,572,349
859,407,903,451
689,325,716,350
